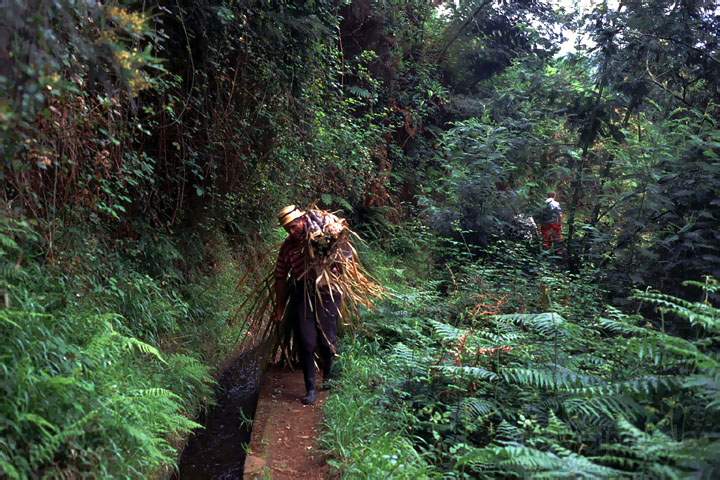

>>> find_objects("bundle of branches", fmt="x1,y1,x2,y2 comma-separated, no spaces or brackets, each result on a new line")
230,240,278,362
304,209,384,315
232,208,383,366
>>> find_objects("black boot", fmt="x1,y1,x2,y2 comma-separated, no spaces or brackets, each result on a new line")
300,352,317,404
301,353,317,404
301,389,317,405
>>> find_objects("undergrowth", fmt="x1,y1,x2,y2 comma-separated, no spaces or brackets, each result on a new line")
0,217,262,479
323,235,720,479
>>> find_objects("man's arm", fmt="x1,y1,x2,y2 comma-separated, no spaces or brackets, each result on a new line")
273,276,289,322
273,241,291,322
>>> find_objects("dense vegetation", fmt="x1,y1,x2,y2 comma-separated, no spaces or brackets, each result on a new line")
1,0,719,478
324,236,720,478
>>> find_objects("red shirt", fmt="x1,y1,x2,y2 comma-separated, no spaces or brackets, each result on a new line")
275,237,308,282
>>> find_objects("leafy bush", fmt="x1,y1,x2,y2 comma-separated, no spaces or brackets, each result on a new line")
0,308,209,479
0,219,257,479
322,339,440,479
324,241,720,478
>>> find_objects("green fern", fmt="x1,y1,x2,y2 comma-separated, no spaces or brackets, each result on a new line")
562,395,642,421
493,312,568,338
128,388,181,399
391,342,430,372
0,456,20,480
633,290,720,333
429,319,465,342
434,365,499,381
501,366,599,391
457,443,623,478
460,397,498,420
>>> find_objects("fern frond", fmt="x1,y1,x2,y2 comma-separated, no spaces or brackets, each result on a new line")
128,388,180,399
493,312,568,337
633,290,720,333
116,334,167,364
0,311,22,329
477,330,526,344
563,395,642,421
391,342,429,372
429,319,465,342
0,456,21,480
461,397,497,419
567,375,680,396
501,366,594,391
495,420,524,443
27,412,96,469
18,413,58,435
476,443,622,478
433,365,498,381
683,373,720,410
598,311,647,336
604,418,720,478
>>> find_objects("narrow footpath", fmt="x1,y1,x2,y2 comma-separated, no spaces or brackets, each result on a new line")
243,367,330,479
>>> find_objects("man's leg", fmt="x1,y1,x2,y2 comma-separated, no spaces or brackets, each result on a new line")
551,223,563,243
540,224,552,249
316,290,341,387
295,288,319,404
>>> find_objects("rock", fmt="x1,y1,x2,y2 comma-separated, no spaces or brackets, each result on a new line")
243,455,266,477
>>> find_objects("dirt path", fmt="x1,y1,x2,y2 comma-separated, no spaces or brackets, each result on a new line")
243,367,330,479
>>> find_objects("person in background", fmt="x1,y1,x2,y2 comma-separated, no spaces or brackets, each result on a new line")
539,192,563,249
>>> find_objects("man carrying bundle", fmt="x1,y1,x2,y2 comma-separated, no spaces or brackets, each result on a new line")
272,205,345,405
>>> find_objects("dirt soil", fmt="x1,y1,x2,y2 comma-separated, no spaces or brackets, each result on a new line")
243,367,331,479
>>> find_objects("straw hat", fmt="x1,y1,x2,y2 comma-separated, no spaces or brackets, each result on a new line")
277,205,305,226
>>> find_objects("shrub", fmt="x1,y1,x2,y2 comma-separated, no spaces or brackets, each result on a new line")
323,240,720,478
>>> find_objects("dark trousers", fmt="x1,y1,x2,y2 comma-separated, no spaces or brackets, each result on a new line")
290,284,341,392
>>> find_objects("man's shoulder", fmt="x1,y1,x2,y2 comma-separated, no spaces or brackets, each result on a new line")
279,236,304,253
546,199,561,209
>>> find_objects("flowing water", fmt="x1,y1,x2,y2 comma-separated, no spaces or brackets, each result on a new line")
175,351,262,479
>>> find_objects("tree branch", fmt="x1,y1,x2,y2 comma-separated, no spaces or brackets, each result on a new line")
635,31,720,67
436,0,494,61
645,57,693,107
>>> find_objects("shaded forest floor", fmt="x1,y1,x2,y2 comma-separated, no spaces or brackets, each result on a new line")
244,367,330,479
177,359,331,479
